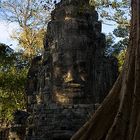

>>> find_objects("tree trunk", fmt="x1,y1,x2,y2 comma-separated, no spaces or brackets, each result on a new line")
71,0,140,140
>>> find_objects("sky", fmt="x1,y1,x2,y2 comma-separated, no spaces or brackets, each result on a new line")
102,23,116,35
0,20,19,50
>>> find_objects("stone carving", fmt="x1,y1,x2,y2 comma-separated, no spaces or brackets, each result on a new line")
26,0,118,140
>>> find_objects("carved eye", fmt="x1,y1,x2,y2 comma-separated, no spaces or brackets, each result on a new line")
77,62,87,81
80,73,87,81
53,65,67,81
53,66,61,78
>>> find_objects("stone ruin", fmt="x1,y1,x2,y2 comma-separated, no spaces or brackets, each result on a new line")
25,0,118,140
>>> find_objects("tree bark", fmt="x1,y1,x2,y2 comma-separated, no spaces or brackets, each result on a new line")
71,0,140,140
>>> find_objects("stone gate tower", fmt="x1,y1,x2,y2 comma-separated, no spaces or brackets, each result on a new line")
26,0,118,139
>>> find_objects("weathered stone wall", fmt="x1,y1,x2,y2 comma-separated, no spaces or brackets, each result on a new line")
26,0,118,140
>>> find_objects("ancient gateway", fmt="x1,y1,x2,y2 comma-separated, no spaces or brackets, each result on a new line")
25,0,118,140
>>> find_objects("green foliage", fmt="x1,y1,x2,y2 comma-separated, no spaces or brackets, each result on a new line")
0,43,28,124
0,68,27,121
89,1,130,27
105,34,128,56
113,26,129,38
89,0,130,71
117,49,126,72
105,29,128,71
13,28,46,58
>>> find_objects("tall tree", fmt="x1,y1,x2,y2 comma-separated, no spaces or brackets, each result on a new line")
71,0,140,139
0,43,28,125
0,0,50,57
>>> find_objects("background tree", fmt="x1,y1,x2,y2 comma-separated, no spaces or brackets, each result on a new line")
90,0,130,70
12,28,46,57
0,0,51,57
0,43,28,126
71,0,140,139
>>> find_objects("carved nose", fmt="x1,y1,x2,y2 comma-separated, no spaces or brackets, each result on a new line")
63,70,74,83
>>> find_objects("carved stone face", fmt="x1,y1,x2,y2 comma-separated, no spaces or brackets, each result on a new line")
49,7,94,104
52,47,89,104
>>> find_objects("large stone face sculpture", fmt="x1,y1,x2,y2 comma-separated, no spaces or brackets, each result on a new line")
26,0,118,140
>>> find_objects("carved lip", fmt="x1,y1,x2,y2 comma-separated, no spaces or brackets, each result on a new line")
62,82,84,92
64,83,83,87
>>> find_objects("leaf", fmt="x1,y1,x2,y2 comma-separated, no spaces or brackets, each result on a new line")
111,2,117,8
